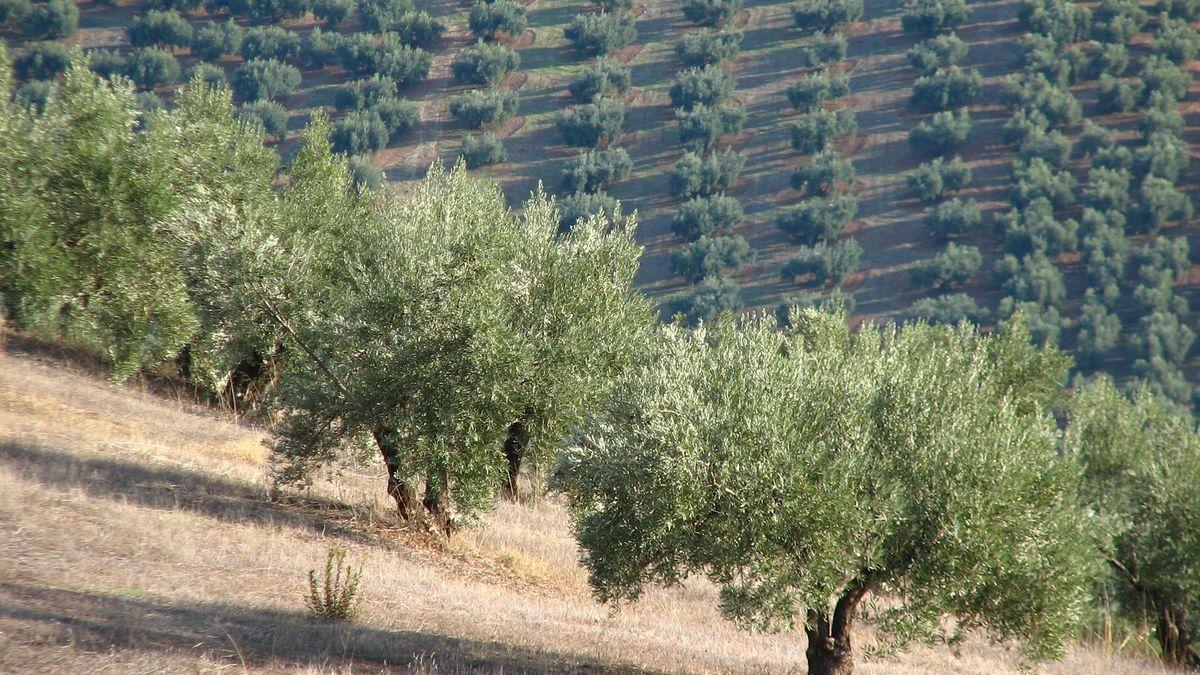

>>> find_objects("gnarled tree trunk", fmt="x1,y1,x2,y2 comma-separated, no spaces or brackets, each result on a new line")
805,582,870,675
501,417,529,499
1156,603,1200,669
372,429,423,524
423,468,455,535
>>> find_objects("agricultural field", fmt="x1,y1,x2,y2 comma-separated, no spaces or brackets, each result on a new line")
4,0,1200,400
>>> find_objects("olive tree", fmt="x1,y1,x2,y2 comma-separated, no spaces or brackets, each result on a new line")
459,131,506,168
452,41,520,86
676,103,745,151
900,0,969,35
669,149,745,198
676,28,742,67
908,108,972,156
780,239,861,286
561,148,632,193
793,0,863,31
790,149,854,196
907,34,967,75
1063,380,1200,668
448,88,518,128
557,313,1092,675
671,194,743,239
669,64,736,111
233,58,300,100
564,12,637,55
681,0,741,26
568,57,631,102
128,9,193,50
786,69,849,110
776,195,857,245
469,0,527,42
907,155,971,201
557,98,626,147
909,242,981,288
671,234,754,282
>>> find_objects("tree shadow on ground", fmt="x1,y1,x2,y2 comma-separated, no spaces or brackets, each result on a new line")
0,583,633,673
0,441,387,546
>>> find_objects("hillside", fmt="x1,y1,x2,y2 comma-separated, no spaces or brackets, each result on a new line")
5,0,1200,400
0,342,1176,673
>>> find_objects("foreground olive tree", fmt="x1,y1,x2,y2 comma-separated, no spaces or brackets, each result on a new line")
1063,379,1200,668
557,312,1092,674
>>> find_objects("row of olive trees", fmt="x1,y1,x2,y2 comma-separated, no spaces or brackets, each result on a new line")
667,0,753,325
451,3,529,169
0,55,654,528
553,0,639,230
773,0,861,304
4,52,1199,674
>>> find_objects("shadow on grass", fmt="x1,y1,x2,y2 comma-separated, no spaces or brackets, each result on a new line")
0,441,385,546
0,583,632,673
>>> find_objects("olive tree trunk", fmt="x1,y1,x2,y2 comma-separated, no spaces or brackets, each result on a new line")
372,429,423,524
501,417,529,499
805,583,869,675
1156,603,1200,669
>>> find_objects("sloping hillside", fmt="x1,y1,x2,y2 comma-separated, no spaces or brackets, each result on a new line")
0,341,1175,673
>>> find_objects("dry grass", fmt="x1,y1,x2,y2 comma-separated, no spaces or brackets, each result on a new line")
0,345,1175,673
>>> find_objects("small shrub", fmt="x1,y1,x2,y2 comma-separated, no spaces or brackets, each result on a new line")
305,545,363,621
460,132,507,168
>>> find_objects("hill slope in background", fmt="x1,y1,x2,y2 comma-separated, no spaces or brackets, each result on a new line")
0,341,1174,672
6,0,1200,398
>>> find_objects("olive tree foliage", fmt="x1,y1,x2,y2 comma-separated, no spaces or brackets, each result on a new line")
908,108,972,156
671,194,744,239
557,313,1092,675
776,195,858,245
14,41,74,81
233,58,301,100
907,155,971,202
192,20,243,61
128,9,193,50
780,239,861,286
900,0,970,36
448,88,518,128
786,69,849,110
925,197,981,238
676,103,746,151
669,149,746,198
911,67,981,111
265,164,655,529
792,0,863,31
558,190,619,230
1063,380,1200,668
681,0,741,26
561,148,632,193
671,234,755,282
670,64,736,111
790,149,855,196
907,292,989,324
557,98,626,147
459,131,506,168
564,12,637,55
907,33,967,76
568,57,631,102
676,28,742,67
790,109,857,154
452,41,520,86
469,0,527,41
909,242,981,288
1018,0,1091,43
21,0,77,38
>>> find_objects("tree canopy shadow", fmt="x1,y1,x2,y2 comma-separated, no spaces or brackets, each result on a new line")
0,583,632,674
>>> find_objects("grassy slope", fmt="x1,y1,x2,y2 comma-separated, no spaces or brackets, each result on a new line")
0,341,1175,673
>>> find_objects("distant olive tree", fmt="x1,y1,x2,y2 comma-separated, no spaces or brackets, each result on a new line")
568,57,631,102
564,12,637,55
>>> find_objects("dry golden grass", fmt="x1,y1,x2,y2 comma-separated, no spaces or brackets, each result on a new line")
0,345,1175,673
